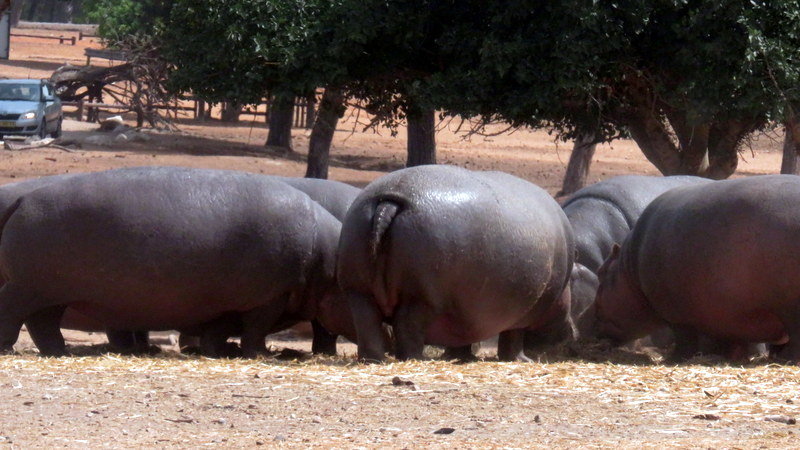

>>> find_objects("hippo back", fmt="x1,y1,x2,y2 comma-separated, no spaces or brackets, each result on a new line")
0,174,79,213
563,175,710,271
0,166,342,331
277,177,360,221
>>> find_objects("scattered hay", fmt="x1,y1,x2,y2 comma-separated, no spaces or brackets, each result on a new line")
1,338,798,447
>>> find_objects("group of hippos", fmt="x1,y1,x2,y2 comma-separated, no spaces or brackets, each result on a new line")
0,164,796,364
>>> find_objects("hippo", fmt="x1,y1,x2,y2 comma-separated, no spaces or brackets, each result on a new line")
337,165,573,362
176,176,361,356
0,166,349,357
557,175,711,339
277,177,361,222
0,174,153,353
594,175,800,362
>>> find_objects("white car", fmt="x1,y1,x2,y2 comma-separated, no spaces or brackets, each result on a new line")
0,79,63,140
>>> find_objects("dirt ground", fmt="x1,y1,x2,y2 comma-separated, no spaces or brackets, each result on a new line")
0,29,798,449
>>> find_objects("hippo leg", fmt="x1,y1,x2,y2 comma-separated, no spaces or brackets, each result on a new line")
441,344,478,362
497,329,533,362
199,312,245,358
107,330,153,354
771,310,800,363
392,301,435,361
0,284,45,354
667,326,701,363
178,334,201,353
25,305,67,356
311,320,338,356
200,329,234,358
725,341,767,362
240,299,289,359
347,293,386,362
133,331,153,352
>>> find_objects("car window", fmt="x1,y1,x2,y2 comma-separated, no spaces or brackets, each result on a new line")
0,83,41,101
41,84,50,98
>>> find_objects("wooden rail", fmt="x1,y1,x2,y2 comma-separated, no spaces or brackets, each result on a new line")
63,97,315,129
78,31,98,41
10,32,75,45
84,48,128,65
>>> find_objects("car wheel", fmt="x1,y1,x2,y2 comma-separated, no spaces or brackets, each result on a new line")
38,120,47,139
53,117,62,138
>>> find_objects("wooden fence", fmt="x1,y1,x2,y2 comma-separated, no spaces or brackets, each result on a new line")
10,32,75,45
62,96,316,129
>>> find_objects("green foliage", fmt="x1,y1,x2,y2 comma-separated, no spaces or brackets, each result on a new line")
419,0,800,141
122,0,800,150
82,0,172,43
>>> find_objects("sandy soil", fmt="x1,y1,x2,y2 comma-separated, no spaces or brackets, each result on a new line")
0,29,797,449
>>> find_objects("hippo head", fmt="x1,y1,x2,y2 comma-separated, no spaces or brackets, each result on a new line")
568,263,600,339
594,243,661,343
316,289,357,343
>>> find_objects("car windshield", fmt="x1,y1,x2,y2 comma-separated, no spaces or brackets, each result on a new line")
0,83,41,102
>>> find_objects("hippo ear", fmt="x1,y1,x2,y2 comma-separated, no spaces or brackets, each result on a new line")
597,243,621,277
610,243,621,259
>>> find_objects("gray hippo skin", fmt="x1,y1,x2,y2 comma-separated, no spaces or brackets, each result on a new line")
337,165,574,362
0,166,347,357
279,177,361,354
559,175,711,339
594,175,799,362
0,174,151,353
178,175,361,356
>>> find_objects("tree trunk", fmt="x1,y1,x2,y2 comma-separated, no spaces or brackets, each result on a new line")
406,106,436,167
781,115,800,174
265,95,294,151
663,109,710,175
220,102,241,123
304,92,317,130
558,133,597,197
9,0,24,26
305,87,345,179
706,119,759,179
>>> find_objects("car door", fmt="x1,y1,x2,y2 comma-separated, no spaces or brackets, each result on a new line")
41,83,56,130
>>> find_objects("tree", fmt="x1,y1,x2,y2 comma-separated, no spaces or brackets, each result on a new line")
83,0,172,41
558,133,597,196
163,0,468,168
305,87,346,178
8,0,24,27
422,1,800,180
163,1,301,152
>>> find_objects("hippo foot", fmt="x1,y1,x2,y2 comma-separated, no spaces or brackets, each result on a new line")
510,352,534,363
770,343,800,365
217,343,243,358
38,348,68,357
441,345,479,363
241,346,277,359
180,345,202,356
357,354,386,364
196,342,243,359
275,348,308,361
113,344,161,356
664,353,692,365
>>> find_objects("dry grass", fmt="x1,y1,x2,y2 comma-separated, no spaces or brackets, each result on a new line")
0,340,798,448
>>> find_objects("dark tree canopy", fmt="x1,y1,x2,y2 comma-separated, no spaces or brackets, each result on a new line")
419,1,800,177
91,0,800,177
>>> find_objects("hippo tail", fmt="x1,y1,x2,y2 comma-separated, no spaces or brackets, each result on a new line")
369,198,402,260
0,197,22,245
